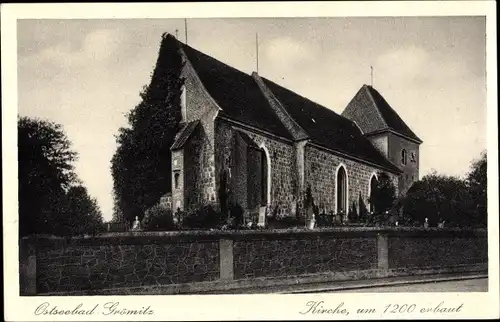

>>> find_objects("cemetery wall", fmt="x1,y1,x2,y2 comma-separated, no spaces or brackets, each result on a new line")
20,228,487,295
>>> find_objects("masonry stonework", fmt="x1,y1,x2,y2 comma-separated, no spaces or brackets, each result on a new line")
387,133,420,194
215,119,297,217
171,150,184,210
304,144,399,216
181,53,217,123
170,53,221,211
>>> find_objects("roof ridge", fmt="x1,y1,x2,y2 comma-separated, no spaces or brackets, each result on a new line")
261,76,346,119
169,34,293,140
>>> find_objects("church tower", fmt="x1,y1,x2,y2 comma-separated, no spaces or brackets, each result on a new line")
342,85,423,194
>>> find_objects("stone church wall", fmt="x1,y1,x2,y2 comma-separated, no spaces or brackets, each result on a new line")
214,119,296,216
387,132,420,194
304,144,400,216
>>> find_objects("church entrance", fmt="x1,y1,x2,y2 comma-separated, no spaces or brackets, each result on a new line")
247,147,269,210
232,131,271,225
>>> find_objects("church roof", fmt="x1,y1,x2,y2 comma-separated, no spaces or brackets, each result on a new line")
342,85,422,143
177,38,293,140
260,78,402,173
171,120,200,150
162,34,401,173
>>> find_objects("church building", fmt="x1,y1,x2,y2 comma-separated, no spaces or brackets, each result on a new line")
157,34,422,221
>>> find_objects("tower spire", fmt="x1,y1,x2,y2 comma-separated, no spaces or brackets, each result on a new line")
184,18,188,44
256,33,259,74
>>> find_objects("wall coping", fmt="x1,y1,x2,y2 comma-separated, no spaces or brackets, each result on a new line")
22,227,487,246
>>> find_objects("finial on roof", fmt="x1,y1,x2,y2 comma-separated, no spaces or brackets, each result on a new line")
370,65,374,87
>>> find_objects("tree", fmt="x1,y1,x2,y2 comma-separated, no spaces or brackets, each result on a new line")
111,195,125,223
369,172,396,219
111,34,185,223
65,186,104,235
466,151,487,226
18,116,103,236
18,116,77,236
402,173,471,227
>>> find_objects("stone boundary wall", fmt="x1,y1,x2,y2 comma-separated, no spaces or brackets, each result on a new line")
19,227,487,295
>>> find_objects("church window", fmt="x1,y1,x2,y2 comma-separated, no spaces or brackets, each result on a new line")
180,85,187,122
401,149,408,165
174,172,180,189
369,174,378,213
336,165,348,215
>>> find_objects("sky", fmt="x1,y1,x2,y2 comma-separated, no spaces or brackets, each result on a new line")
17,17,487,222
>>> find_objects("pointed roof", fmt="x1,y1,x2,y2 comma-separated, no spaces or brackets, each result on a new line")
164,35,292,140
171,120,200,150
260,77,402,173
342,85,422,143
158,34,401,173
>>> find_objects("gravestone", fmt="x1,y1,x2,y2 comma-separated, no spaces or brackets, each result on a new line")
290,199,297,218
131,216,142,231
258,206,266,227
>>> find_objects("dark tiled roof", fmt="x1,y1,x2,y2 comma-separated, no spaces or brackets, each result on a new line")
177,40,293,140
366,85,422,142
171,120,199,150
343,85,422,143
341,85,387,134
261,78,402,173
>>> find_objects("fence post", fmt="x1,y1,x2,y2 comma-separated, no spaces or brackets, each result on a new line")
219,238,234,281
377,232,389,276
19,237,37,295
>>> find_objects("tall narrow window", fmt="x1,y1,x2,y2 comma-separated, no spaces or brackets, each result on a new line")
260,149,268,206
174,172,180,189
180,85,187,122
336,166,348,214
401,149,408,165
369,174,378,213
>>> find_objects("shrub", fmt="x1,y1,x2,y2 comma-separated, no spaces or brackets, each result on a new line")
370,172,396,215
267,216,305,229
181,205,223,230
142,204,176,231
229,202,244,228
316,213,334,227
347,201,359,222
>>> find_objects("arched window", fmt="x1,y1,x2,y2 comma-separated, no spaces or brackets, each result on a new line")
401,149,408,165
258,145,271,207
368,173,378,213
174,172,180,189
336,165,348,215
180,85,187,122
